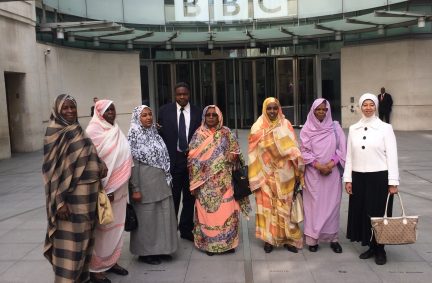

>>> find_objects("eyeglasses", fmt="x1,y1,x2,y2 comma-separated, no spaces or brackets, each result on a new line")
266,106,279,111
205,113,218,117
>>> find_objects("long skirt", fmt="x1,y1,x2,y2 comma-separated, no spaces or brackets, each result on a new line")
90,182,128,272
347,171,393,246
255,188,303,249
130,196,178,256
303,168,342,246
193,185,240,253
44,181,98,283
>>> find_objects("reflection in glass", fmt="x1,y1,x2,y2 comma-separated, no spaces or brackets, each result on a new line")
277,59,294,122
298,58,315,125
156,64,172,107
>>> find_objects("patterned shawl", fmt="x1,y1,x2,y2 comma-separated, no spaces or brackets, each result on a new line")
86,100,133,194
248,97,304,197
127,105,172,185
42,94,101,261
300,98,346,166
188,105,241,191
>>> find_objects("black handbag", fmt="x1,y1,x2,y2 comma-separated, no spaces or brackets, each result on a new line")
232,164,252,201
125,203,138,232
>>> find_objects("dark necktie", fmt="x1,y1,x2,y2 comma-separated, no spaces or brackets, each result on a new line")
178,107,187,152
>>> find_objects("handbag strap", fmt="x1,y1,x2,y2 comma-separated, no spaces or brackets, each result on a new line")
383,192,406,218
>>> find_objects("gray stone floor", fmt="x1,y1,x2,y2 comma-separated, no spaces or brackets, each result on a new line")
0,130,431,283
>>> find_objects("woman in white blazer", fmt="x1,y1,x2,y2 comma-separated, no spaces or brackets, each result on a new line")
343,93,399,265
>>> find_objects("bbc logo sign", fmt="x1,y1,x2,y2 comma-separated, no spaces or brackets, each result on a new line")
174,0,292,22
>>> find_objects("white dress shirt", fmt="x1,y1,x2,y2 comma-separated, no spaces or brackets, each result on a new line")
176,102,191,151
343,116,399,185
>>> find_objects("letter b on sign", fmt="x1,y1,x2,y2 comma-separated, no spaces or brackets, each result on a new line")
175,0,209,21
214,0,248,21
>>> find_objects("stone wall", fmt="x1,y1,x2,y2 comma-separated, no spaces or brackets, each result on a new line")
341,39,432,130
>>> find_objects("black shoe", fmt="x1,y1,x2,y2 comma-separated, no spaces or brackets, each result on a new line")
138,255,162,265
180,233,194,242
106,263,128,276
308,245,319,252
330,242,343,253
284,244,299,253
264,243,273,253
90,273,111,283
359,248,375,259
375,250,387,265
158,254,173,261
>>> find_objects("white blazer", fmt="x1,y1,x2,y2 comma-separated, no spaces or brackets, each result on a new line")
342,117,399,185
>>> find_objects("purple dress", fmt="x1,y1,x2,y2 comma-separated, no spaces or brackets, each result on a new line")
300,99,347,246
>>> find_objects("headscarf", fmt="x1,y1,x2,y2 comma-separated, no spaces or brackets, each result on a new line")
86,100,133,194
127,105,171,185
300,98,346,166
42,94,101,263
188,105,239,191
358,93,379,124
248,97,304,195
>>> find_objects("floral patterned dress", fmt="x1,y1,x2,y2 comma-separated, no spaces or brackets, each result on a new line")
188,105,250,253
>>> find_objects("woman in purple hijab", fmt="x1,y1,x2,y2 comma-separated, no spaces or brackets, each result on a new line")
300,99,346,253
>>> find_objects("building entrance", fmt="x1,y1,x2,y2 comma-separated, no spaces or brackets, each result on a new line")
152,56,324,129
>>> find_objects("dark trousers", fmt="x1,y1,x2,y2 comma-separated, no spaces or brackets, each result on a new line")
172,151,195,236
379,112,391,124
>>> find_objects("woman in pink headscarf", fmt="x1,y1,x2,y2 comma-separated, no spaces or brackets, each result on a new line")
300,99,346,254
86,100,133,283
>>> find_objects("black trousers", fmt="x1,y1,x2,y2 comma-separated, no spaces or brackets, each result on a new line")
171,151,195,236
379,112,391,124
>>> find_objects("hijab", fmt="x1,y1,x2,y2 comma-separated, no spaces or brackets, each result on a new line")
127,105,171,185
358,93,379,124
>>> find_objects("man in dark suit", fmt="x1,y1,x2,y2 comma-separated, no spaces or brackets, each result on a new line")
378,87,393,123
158,82,202,241
90,97,98,117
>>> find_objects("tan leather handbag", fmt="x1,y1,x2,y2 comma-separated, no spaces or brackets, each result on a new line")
371,192,419,245
290,182,304,224
97,185,114,225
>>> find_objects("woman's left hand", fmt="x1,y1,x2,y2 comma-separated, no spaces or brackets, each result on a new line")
388,185,398,194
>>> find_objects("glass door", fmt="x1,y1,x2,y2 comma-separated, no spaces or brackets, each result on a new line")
277,58,295,123
155,63,174,111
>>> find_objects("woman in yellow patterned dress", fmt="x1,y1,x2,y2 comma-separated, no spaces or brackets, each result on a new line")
248,97,305,253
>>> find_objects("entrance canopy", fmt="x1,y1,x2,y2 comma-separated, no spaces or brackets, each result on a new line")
38,10,429,51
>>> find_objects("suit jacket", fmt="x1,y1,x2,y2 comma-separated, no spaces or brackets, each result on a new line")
378,92,393,114
158,102,202,170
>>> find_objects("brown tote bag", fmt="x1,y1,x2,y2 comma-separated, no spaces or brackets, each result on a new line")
370,192,419,245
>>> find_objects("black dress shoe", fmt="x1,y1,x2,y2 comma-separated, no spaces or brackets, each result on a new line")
180,233,194,242
90,273,111,283
308,245,319,252
375,250,387,265
158,254,173,261
359,248,375,259
106,264,128,276
139,255,162,265
284,244,298,253
264,243,273,253
330,242,343,253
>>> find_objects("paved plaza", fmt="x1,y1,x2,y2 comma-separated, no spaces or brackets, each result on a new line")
0,130,431,283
